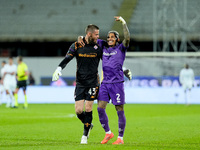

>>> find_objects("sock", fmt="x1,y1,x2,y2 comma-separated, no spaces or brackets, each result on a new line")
83,111,93,136
24,94,28,107
6,94,10,107
11,94,15,107
106,130,111,134
77,111,85,123
186,90,191,105
118,136,123,140
14,93,18,107
117,111,126,137
97,107,110,132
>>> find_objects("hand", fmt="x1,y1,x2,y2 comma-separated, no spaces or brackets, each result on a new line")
52,67,62,81
123,69,132,80
77,36,85,47
114,16,126,25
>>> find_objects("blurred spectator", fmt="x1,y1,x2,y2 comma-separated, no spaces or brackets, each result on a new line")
29,71,35,85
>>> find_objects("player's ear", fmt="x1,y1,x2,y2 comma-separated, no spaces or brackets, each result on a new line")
117,38,120,42
88,32,92,36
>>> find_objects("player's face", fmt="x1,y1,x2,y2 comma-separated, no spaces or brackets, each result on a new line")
1,62,4,67
88,29,99,44
107,33,117,47
17,58,20,64
9,58,13,65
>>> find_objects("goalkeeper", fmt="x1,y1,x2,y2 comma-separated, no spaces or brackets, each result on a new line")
52,24,102,144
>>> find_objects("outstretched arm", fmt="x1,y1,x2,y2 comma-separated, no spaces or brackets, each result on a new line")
114,16,130,47
52,43,76,81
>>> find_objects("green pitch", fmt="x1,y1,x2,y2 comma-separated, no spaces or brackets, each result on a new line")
0,104,200,150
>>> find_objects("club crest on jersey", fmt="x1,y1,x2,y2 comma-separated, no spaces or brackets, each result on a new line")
94,45,98,49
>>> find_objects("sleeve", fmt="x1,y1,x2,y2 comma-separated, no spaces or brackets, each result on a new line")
97,39,107,49
14,65,17,73
24,64,28,72
1,68,4,77
191,69,195,83
2,65,7,75
179,70,183,84
58,43,76,69
120,43,128,52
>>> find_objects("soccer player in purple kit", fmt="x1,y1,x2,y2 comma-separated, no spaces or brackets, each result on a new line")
97,16,130,145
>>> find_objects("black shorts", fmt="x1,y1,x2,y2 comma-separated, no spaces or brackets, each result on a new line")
17,80,27,91
74,86,99,101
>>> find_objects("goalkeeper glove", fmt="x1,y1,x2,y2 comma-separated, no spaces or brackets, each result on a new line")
123,69,132,80
118,16,126,25
52,67,62,81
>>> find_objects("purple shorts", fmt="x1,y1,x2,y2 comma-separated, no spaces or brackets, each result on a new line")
98,82,125,105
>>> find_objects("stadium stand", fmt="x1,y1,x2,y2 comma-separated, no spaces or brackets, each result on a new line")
0,0,199,53
111,0,137,35
0,0,123,41
129,0,200,41
0,0,200,84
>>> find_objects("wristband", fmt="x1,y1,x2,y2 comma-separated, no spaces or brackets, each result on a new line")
119,16,126,25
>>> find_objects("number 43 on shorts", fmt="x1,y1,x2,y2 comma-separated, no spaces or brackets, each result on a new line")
88,88,96,96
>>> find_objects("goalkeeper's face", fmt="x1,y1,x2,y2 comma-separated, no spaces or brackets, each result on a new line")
88,29,99,44
107,33,117,47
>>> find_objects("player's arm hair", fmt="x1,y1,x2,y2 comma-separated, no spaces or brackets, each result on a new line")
122,23,130,47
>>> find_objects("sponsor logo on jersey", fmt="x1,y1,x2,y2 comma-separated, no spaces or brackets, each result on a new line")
103,50,117,56
79,53,97,57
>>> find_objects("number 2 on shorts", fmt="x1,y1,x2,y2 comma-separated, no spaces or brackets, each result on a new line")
116,93,121,103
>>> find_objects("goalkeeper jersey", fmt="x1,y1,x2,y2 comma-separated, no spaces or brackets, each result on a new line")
62,42,102,87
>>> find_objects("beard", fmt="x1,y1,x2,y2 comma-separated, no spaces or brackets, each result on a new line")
88,36,97,44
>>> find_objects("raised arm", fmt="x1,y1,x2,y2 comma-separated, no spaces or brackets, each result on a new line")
114,16,130,47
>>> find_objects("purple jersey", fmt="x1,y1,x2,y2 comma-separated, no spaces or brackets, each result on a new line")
98,39,128,83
